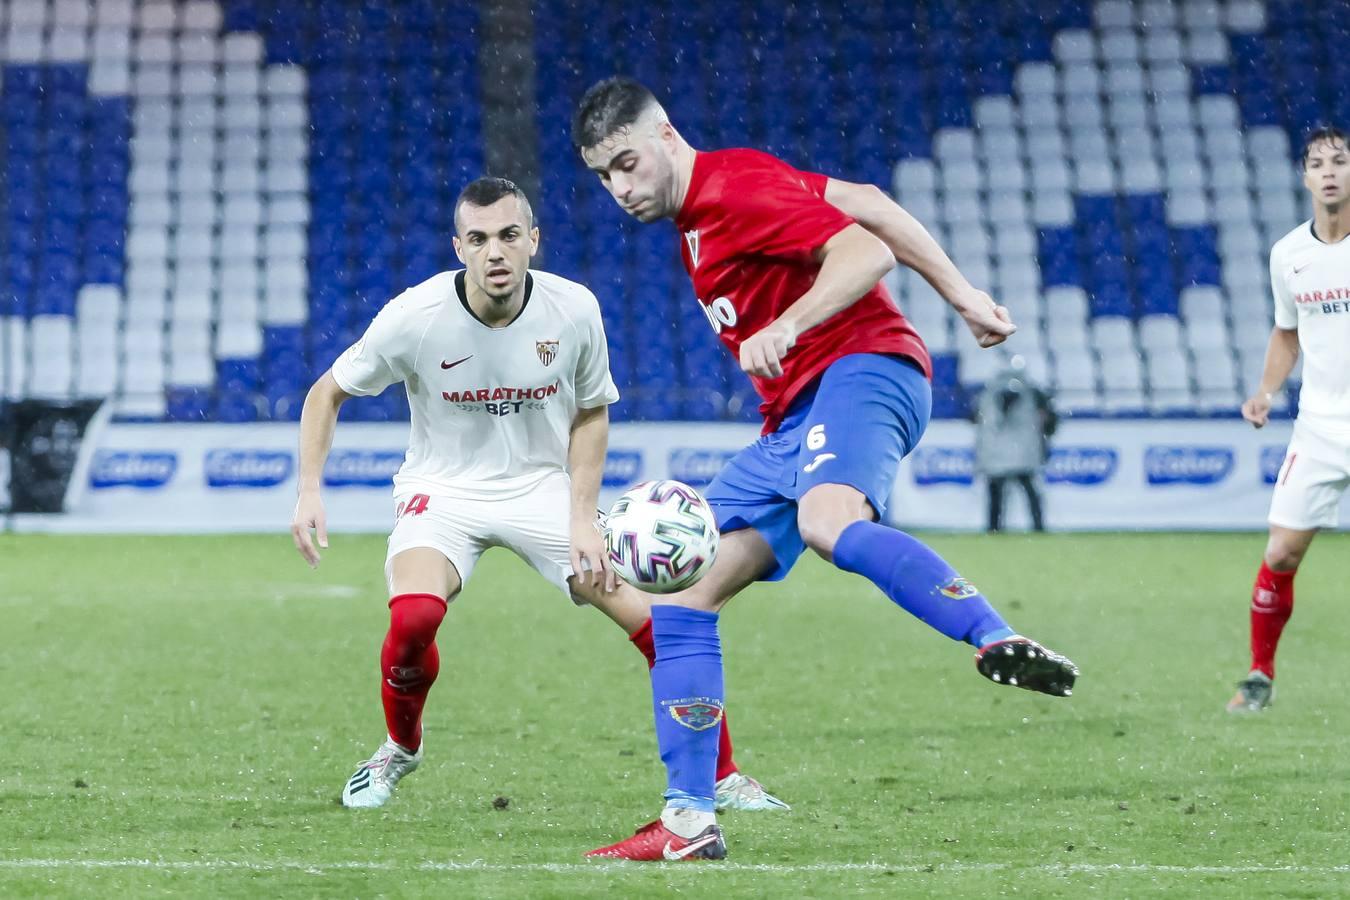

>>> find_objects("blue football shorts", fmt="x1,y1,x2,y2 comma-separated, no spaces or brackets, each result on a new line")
705,352,932,581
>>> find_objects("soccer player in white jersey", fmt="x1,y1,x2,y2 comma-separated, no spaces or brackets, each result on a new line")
289,177,785,812
1227,127,1350,713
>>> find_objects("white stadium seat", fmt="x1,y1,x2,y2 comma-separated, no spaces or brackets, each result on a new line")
223,33,264,64
182,0,224,31
1184,29,1230,65
54,0,93,27
215,320,263,358
1148,62,1190,96
138,1,179,32
179,33,221,65
1053,30,1097,65
1099,29,1141,64
266,65,309,97
1183,1,1222,29
1142,32,1183,64
1014,63,1057,97
1095,0,1133,29
1139,0,1178,27
1145,351,1195,413
1138,315,1184,353
1226,0,1266,32
95,0,136,27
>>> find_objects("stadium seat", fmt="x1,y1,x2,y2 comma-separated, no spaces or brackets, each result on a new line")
0,0,1328,425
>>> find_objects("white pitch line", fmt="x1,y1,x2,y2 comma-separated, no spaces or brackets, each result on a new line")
1,860,1348,875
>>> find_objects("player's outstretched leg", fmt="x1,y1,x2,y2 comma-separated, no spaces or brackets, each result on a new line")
342,592,446,808
588,605,727,860
832,520,1079,697
629,617,790,812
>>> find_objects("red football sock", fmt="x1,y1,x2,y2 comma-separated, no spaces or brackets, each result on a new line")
630,617,739,781
1250,561,1295,679
380,592,447,751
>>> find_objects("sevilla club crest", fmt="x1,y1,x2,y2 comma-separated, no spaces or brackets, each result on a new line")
536,340,559,366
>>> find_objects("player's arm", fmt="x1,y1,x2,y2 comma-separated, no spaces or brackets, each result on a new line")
1241,327,1299,429
291,370,353,566
567,404,614,590
823,178,1015,349
741,223,894,377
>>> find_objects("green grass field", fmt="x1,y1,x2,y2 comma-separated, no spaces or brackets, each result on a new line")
2,531,1348,898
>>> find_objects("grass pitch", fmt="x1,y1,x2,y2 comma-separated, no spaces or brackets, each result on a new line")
1,531,1348,898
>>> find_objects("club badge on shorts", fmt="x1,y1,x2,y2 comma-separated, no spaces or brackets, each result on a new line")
663,697,725,731
536,340,559,366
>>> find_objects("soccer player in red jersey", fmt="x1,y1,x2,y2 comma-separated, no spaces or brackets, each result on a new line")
1226,127,1350,713
572,78,1079,860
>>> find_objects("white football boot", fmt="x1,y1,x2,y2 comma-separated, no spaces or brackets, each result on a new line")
341,737,422,808
714,771,791,812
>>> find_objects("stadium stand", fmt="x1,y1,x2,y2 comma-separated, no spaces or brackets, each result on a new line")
0,0,1336,422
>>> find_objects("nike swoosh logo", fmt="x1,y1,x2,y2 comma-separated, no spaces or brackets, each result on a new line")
662,833,719,861
803,453,837,473
440,355,473,369
1293,265,1309,274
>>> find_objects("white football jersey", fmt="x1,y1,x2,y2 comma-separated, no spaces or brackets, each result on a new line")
330,269,620,499
1269,221,1350,431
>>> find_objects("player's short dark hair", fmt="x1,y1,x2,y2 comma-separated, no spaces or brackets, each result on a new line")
571,77,659,152
454,176,534,232
1300,125,1349,168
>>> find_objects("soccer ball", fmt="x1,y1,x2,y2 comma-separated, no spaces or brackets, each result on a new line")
604,480,719,594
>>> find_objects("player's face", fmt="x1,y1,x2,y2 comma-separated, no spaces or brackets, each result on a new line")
1303,138,1350,209
452,197,539,302
581,123,679,222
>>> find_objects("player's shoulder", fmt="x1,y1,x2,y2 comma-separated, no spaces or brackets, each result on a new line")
378,271,456,322
700,148,821,208
1270,220,1315,259
703,148,798,186
528,269,603,317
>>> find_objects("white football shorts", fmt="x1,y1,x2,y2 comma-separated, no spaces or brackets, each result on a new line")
1268,418,1350,530
385,471,581,599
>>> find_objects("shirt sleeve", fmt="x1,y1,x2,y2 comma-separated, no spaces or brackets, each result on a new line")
330,298,411,396
573,291,621,409
1269,245,1298,330
720,163,855,263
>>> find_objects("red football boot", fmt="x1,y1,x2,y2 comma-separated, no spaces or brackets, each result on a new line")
586,815,726,861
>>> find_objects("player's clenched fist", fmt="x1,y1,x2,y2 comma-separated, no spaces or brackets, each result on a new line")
956,288,1017,348
1242,393,1272,429
739,321,797,378
291,490,329,568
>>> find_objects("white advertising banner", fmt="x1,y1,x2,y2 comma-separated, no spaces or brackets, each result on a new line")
887,419,1334,531
8,421,761,533
8,419,1335,533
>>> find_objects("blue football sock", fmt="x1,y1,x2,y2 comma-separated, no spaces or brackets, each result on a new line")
650,604,723,814
833,520,1011,647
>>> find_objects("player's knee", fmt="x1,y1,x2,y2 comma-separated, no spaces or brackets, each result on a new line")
797,509,842,558
388,593,448,651
797,486,871,559
1264,543,1306,572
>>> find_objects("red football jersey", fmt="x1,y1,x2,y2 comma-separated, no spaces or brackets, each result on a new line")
674,148,931,433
